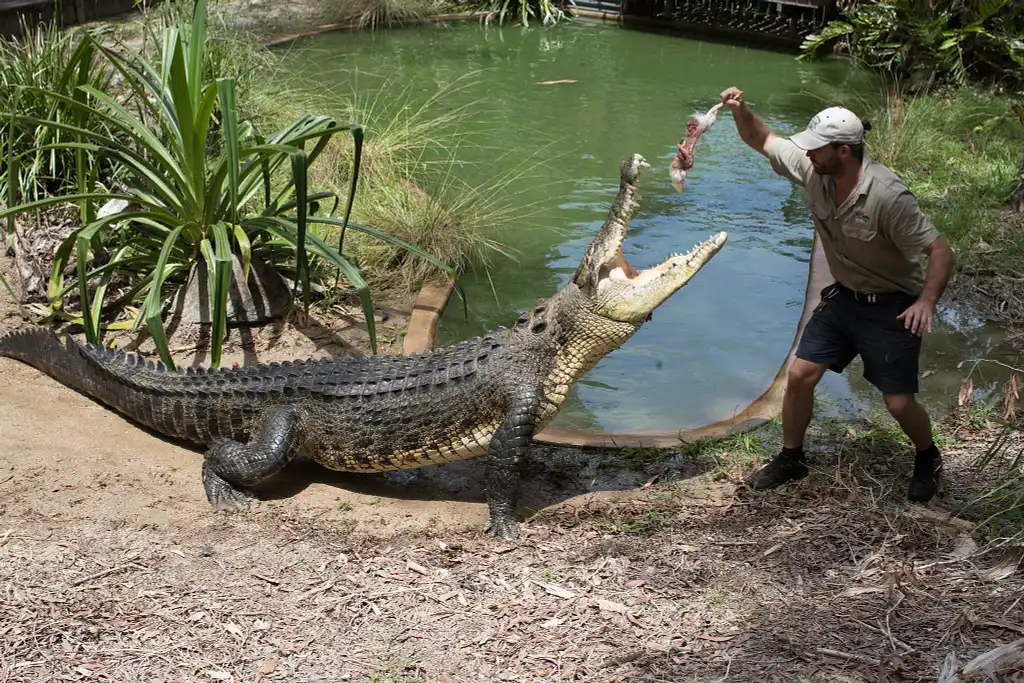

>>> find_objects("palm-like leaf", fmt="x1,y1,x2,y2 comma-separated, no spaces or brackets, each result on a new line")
0,0,390,366
799,0,1023,88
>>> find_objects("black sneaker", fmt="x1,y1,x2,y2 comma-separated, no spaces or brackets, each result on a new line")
907,448,943,503
750,450,809,490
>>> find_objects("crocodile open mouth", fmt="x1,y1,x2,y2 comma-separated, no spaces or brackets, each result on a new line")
601,232,728,289
596,100,724,288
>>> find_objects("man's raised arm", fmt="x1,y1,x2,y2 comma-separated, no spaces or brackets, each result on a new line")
722,86,813,188
721,86,777,157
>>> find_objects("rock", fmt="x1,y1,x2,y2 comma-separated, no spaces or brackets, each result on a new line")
167,254,293,327
97,198,130,219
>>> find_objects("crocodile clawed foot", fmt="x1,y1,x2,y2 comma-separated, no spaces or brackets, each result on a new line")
202,464,258,513
485,515,521,541
210,485,258,513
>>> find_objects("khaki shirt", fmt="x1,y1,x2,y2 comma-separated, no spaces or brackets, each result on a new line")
767,137,940,296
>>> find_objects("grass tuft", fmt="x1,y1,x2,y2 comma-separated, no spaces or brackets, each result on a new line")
260,73,528,294
332,0,435,30
865,85,1023,266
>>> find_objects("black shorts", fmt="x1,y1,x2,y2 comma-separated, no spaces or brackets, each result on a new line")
796,283,923,394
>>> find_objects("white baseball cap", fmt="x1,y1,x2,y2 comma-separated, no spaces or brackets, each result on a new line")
789,106,866,150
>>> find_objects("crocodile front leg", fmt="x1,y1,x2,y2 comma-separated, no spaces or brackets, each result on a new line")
201,405,303,512
484,391,541,541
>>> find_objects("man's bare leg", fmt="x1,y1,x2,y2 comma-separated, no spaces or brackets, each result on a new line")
783,358,829,449
750,358,829,490
883,393,933,449
884,392,942,502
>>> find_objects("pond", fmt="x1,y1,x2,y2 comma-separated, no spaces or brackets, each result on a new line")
276,18,1016,436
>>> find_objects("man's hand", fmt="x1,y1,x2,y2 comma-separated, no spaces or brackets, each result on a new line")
899,235,953,336
720,86,775,156
721,87,744,111
897,298,936,336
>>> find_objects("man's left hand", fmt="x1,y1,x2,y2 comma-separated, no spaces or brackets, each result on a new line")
897,299,936,336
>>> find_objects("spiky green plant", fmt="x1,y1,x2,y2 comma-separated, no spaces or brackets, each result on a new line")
0,0,457,368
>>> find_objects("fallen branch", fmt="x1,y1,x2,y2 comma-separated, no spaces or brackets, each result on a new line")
938,637,1024,682
70,561,142,587
817,648,877,666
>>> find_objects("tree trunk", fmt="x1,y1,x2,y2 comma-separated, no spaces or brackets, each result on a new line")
12,217,52,304
8,209,79,305
166,254,294,330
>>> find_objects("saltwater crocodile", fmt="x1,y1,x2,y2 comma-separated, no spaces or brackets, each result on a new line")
0,154,727,540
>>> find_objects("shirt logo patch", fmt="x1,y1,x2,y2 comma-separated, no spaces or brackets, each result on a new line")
853,211,871,227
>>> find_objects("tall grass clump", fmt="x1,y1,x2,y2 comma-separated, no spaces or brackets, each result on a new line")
330,0,434,29
0,17,115,206
265,0,437,32
346,169,519,293
255,74,523,294
865,85,1022,264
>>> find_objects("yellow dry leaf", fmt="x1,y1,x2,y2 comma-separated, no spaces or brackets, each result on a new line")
1002,376,1018,421
959,377,974,406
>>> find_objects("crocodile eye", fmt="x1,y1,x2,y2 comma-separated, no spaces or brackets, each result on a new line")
533,306,546,315
531,321,548,334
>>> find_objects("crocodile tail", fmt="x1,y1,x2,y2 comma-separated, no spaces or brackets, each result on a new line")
0,328,122,406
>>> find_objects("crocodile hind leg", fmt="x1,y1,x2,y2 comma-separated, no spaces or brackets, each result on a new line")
201,405,303,512
484,392,540,541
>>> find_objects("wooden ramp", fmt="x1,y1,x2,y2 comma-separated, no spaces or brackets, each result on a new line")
567,0,839,48
0,0,148,38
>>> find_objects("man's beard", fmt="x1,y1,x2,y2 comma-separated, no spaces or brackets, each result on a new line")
811,158,841,175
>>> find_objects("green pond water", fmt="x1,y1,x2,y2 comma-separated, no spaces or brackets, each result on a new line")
276,19,1015,434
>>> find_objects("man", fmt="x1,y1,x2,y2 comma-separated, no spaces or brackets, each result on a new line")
719,86,956,502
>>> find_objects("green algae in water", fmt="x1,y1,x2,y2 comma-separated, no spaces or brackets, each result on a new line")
276,20,1014,434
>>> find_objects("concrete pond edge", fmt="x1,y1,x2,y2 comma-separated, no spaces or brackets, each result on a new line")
262,11,834,450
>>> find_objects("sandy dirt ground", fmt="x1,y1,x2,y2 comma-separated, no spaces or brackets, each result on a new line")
2,254,1024,682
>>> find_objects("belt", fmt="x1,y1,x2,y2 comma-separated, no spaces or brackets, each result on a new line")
826,283,913,305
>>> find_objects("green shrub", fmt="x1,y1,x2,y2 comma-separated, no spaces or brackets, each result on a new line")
0,0,456,368
799,0,1024,89
0,17,116,210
